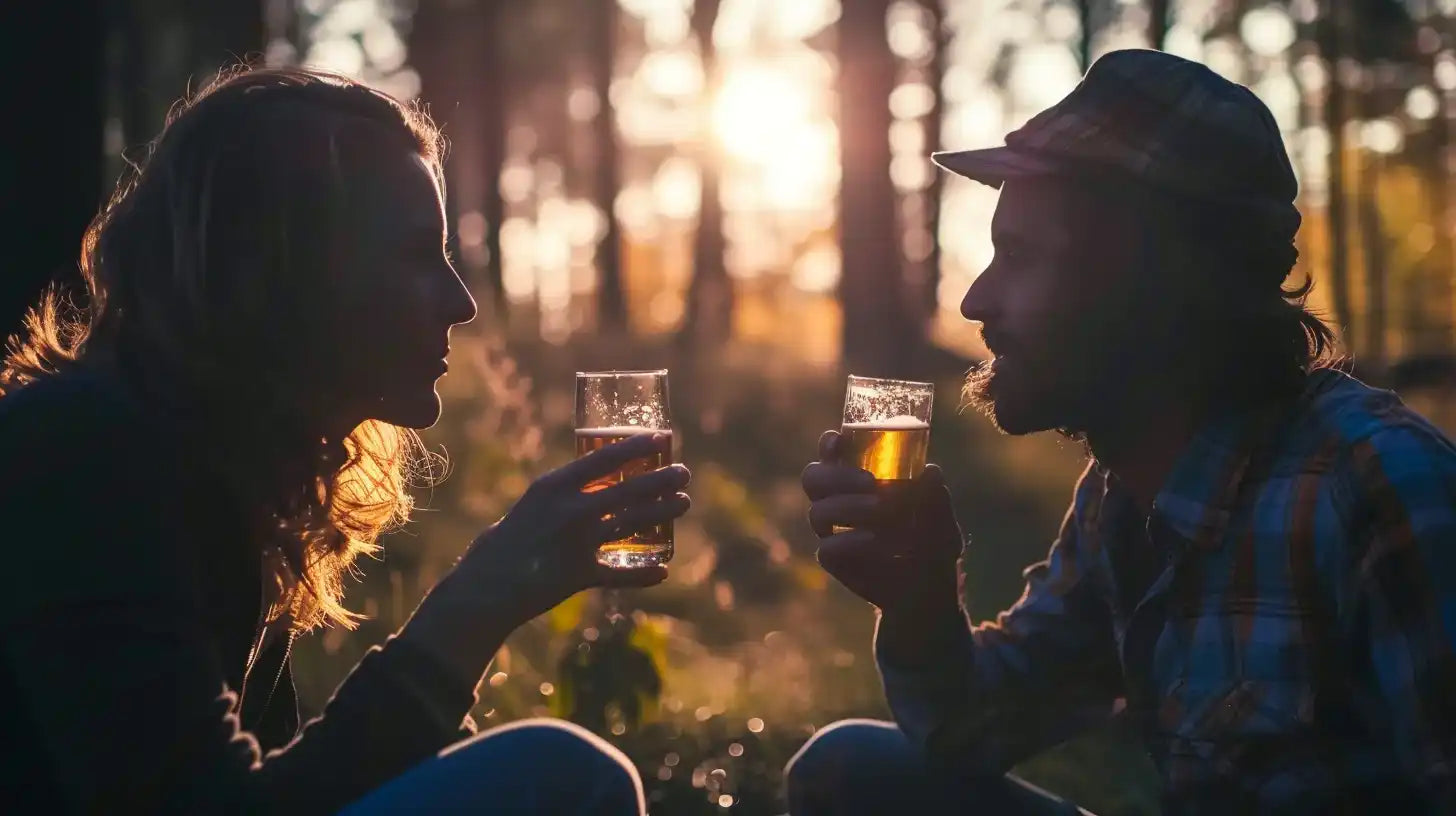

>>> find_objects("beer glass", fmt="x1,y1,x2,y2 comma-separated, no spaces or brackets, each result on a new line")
838,376,933,530
575,370,674,568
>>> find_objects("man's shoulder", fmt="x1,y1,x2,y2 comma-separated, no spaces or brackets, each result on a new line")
1295,367,1454,456
1276,368,1456,506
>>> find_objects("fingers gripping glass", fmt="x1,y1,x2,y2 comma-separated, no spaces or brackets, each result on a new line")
575,370,674,568
837,376,933,532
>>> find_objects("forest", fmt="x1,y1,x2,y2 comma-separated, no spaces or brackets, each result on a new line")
6,1,1454,813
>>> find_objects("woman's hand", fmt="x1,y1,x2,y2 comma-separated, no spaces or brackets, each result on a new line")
399,432,690,689
456,431,690,620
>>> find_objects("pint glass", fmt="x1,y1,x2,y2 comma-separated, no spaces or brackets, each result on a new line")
575,370,674,568
838,375,933,529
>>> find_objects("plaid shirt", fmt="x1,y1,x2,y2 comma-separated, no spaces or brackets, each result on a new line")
878,369,1456,813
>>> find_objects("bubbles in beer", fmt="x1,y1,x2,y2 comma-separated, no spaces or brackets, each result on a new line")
842,415,930,430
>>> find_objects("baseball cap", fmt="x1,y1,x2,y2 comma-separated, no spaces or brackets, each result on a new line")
932,49,1301,246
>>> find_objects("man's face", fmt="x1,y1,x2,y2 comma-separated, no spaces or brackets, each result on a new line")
960,177,1152,436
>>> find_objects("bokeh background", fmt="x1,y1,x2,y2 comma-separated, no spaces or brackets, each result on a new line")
8,1,1456,813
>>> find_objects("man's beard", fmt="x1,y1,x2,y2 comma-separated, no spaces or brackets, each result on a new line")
964,313,1161,438
962,352,1098,438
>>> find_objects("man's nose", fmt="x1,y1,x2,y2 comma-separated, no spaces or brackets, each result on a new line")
960,266,1001,324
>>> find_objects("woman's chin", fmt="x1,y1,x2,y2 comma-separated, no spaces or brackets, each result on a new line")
370,390,444,429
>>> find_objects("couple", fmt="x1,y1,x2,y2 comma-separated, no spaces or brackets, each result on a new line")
2,50,1453,815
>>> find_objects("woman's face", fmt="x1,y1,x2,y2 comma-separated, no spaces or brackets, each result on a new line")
316,149,477,430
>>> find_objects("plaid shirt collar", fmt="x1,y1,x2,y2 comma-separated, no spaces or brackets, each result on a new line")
1148,407,1266,551
1139,373,1338,551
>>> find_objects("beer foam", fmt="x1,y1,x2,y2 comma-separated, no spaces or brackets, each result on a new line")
843,415,929,430
575,425,668,436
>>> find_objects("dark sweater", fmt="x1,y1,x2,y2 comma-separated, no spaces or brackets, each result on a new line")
0,368,478,814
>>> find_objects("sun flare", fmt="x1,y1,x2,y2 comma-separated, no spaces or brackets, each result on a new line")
710,65,814,164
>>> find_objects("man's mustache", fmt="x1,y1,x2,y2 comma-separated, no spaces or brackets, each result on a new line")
979,326,1017,358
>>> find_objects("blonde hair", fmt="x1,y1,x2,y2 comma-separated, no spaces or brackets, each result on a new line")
1,66,447,631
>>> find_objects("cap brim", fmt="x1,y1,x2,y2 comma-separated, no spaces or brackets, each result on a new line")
931,147,1061,188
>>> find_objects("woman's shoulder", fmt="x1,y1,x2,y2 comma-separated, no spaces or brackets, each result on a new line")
0,366,158,465
0,365,184,525
0,367,196,610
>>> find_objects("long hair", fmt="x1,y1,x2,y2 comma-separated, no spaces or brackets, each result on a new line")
1135,185,1339,405
1,66,447,631
1072,173,1338,407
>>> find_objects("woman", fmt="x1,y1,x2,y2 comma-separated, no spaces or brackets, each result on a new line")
0,67,690,814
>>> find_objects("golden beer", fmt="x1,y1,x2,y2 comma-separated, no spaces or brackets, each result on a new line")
576,426,674,568
834,416,929,533
841,416,930,482
837,376,933,533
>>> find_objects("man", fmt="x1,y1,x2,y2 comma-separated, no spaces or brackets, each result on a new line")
789,49,1456,814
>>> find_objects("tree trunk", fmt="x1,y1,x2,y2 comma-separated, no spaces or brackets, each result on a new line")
1147,0,1169,50
679,0,730,347
1359,152,1387,365
116,0,157,156
479,1,507,318
119,0,237,152
591,0,627,332
1424,37,1456,352
1355,57,1387,366
409,0,507,317
920,0,946,323
408,0,464,269
1,0,105,340
1316,4,1355,349
838,0,915,376
1076,0,1094,71
187,0,266,77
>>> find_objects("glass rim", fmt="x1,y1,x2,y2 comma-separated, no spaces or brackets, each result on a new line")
845,374,934,389
576,369,670,378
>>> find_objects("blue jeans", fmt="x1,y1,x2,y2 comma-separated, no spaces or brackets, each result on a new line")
339,718,644,815
786,720,1092,816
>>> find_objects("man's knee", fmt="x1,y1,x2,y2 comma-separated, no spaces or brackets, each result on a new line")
448,718,644,813
785,719,918,808
784,722,1086,815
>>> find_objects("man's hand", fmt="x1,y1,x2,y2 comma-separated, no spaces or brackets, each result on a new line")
802,430,965,656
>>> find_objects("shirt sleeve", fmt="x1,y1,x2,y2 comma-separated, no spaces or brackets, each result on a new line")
0,398,477,814
1347,423,1456,807
875,463,1125,774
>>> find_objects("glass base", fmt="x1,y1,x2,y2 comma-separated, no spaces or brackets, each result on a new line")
597,545,672,569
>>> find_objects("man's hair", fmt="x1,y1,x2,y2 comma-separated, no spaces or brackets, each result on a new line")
1080,173,1338,408
1,66,447,631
